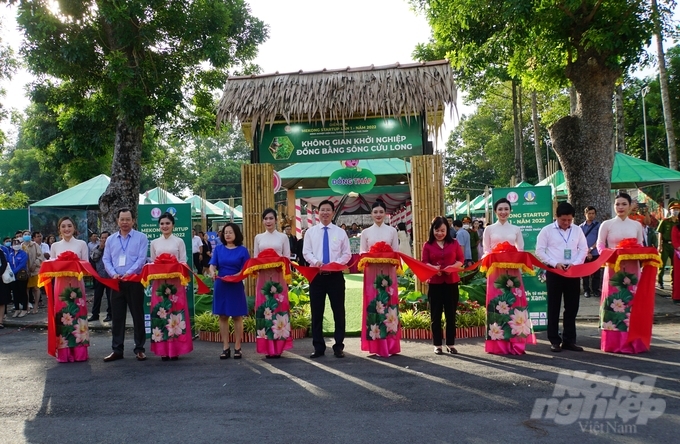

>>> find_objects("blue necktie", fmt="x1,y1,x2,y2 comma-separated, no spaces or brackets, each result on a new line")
322,226,330,264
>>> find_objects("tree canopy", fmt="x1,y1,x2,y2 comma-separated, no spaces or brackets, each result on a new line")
10,0,267,227
414,0,671,220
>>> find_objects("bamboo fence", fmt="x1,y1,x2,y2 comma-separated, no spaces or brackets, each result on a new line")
241,163,275,296
410,154,445,292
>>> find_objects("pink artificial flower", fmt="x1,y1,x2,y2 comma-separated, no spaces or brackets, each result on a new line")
488,323,504,340
506,279,514,288
508,309,532,337
271,313,291,339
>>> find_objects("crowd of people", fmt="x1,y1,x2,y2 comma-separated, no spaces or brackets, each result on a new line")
0,191,671,363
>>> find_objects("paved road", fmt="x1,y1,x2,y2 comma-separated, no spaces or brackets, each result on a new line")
1,322,678,444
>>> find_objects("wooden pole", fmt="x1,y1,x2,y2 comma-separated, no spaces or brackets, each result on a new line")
241,163,274,297
411,154,444,293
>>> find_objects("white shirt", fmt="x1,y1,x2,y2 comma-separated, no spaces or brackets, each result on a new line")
50,238,89,261
40,243,50,255
254,230,290,257
535,222,588,267
483,221,524,253
596,216,644,253
397,231,411,256
359,223,399,253
192,235,202,254
150,234,187,262
303,223,351,265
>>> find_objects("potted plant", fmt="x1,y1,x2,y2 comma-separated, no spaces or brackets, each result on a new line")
454,300,486,338
194,311,222,342
400,308,432,339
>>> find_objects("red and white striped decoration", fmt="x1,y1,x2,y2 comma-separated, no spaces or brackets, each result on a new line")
306,205,313,228
313,208,320,225
295,199,302,239
405,201,412,233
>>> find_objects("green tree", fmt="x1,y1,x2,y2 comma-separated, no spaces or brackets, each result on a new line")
0,17,19,149
414,0,664,219
12,0,267,229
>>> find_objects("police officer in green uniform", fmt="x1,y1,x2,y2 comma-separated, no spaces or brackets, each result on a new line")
656,201,680,289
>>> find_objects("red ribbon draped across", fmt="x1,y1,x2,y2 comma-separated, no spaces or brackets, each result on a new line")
39,251,121,357
125,253,210,294
219,249,293,283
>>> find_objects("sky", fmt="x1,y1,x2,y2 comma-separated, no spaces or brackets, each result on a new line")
0,0,463,147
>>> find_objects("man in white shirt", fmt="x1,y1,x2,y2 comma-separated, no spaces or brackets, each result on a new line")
303,200,351,358
191,229,203,273
535,202,588,353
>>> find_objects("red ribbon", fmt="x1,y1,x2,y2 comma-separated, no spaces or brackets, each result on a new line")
123,254,211,294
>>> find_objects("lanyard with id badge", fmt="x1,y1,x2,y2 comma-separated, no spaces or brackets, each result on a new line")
557,223,572,261
118,234,131,269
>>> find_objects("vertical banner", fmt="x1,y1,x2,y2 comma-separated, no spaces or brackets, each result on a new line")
492,186,552,332
138,203,194,337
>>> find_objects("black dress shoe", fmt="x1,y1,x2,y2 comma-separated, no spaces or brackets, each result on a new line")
87,315,99,322
103,316,112,323
561,343,584,352
136,352,147,361
104,352,124,362
310,351,325,359
583,292,590,298
334,351,345,358
550,344,562,352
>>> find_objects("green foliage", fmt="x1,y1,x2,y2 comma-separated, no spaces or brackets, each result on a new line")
459,282,486,306
0,191,29,209
12,0,267,212
400,309,431,329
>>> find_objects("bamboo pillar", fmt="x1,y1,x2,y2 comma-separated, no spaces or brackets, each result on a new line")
411,154,445,293
287,189,296,233
241,163,275,296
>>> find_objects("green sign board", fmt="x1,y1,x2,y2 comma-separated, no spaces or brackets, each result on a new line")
328,167,376,194
492,186,553,332
138,203,194,337
491,186,552,252
259,116,423,163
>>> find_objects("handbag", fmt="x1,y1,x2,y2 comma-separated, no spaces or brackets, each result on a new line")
15,268,29,281
2,267,14,284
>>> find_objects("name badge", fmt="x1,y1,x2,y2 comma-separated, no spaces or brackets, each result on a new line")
118,255,126,267
564,249,572,260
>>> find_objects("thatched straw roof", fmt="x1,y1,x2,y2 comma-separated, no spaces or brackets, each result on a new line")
216,60,456,137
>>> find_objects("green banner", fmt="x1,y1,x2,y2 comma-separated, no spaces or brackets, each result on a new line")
492,186,552,332
328,167,376,194
138,203,194,338
259,116,423,163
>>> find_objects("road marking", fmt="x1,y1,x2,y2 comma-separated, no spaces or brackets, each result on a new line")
290,355,407,402
253,360,331,398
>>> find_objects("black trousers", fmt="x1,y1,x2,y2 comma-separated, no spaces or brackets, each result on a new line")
309,272,345,353
581,256,602,295
91,280,112,317
429,283,459,346
546,271,581,346
111,281,146,354
10,279,28,310
193,253,202,274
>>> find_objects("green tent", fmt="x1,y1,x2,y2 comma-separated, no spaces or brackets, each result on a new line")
33,174,157,208
536,153,680,197
143,187,184,205
185,195,224,217
214,201,243,221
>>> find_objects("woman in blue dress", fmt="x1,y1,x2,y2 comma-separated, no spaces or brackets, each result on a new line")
208,223,250,360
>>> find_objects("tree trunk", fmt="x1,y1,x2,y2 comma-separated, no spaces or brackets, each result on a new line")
99,118,144,232
615,84,626,153
531,91,545,181
569,86,577,114
550,56,620,222
512,80,522,181
652,0,677,170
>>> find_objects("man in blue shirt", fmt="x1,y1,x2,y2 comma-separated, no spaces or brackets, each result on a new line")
102,208,149,362
579,206,601,298
452,220,472,266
